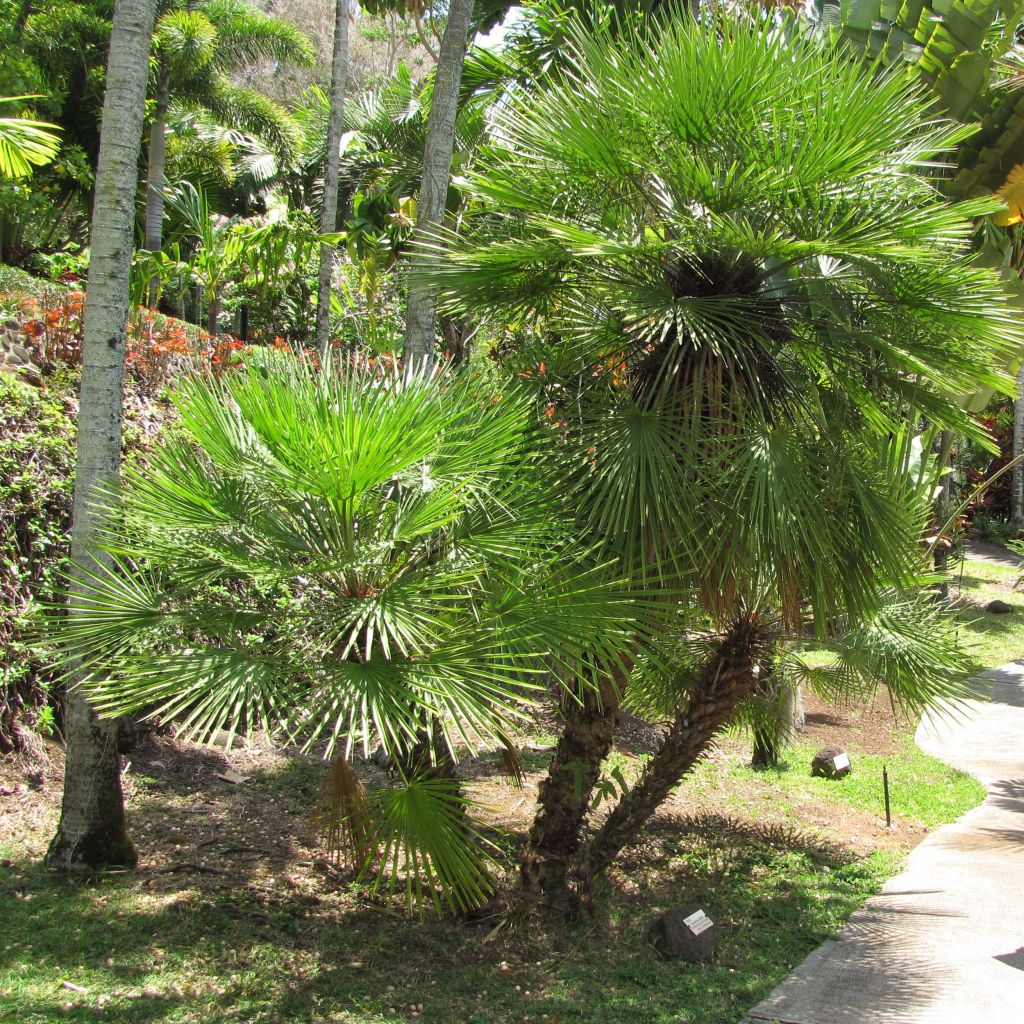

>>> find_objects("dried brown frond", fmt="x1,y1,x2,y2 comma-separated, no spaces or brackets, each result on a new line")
312,756,378,871
498,735,526,788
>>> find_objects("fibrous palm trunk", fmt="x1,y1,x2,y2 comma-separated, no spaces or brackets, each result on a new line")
750,726,780,770
314,0,350,356
573,613,769,889
45,0,157,872
750,659,802,769
519,673,619,907
144,68,170,309
402,0,474,369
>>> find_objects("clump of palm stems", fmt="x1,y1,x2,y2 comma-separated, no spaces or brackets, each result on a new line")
424,10,1022,904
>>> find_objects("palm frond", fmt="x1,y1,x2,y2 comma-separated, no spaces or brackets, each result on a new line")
0,97,61,179
782,595,980,718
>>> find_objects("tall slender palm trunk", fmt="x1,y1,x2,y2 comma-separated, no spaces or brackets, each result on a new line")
315,0,350,355
143,69,170,308
1014,365,1024,529
402,0,474,369
207,287,221,337
45,0,157,873
934,429,954,599
573,613,770,889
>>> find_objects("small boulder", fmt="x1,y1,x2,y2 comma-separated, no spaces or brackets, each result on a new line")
648,904,719,961
811,746,851,780
986,599,1014,615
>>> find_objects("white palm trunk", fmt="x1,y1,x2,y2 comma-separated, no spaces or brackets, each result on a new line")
315,0,351,355
45,0,157,872
143,68,170,308
402,0,474,370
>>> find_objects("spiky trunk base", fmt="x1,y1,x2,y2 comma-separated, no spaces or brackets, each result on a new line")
573,613,769,889
519,675,619,908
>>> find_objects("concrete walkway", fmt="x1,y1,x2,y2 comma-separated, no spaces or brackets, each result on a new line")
746,662,1024,1024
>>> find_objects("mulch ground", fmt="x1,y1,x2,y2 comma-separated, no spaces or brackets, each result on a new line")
1,683,925,894
800,687,912,757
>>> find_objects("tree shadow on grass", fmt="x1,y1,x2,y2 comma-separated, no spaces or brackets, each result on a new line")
14,628,1011,1024
952,572,1019,592
3,760,899,1024
956,609,1024,637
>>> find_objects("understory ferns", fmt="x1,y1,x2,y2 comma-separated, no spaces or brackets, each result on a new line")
51,358,647,911
427,11,1023,900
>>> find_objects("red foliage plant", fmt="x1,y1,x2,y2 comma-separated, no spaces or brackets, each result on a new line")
19,291,252,391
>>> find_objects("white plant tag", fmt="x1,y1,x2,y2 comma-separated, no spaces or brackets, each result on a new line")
683,909,713,935
832,752,850,771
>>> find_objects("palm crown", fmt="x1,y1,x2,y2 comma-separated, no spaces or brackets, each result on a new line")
155,0,314,163
60,358,641,754
432,15,1024,622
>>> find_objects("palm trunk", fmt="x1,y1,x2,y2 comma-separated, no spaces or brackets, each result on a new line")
45,0,156,872
573,613,769,889
207,288,221,337
749,656,800,769
403,0,474,370
440,314,472,363
750,726,780,770
315,0,350,356
519,673,619,905
1014,364,1024,529
934,429,953,599
144,69,170,309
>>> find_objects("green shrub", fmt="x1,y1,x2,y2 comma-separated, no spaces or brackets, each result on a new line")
0,263,60,302
0,367,169,752
0,369,76,752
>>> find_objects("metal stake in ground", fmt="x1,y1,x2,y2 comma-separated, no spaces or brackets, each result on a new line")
883,764,892,828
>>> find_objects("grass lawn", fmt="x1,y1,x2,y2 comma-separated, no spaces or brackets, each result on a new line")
952,556,1024,669
722,739,984,828
0,823,902,1024
0,556,1010,1024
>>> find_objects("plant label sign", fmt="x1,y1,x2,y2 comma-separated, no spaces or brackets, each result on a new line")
832,752,850,772
683,909,713,936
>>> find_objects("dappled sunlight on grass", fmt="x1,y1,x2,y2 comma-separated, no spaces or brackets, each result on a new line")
0,817,900,1024
952,558,1024,669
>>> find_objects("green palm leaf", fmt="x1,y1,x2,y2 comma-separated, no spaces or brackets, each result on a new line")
0,97,61,179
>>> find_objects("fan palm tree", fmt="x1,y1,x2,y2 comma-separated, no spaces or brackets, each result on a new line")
143,0,313,304
45,0,157,873
426,12,1023,901
51,357,651,909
